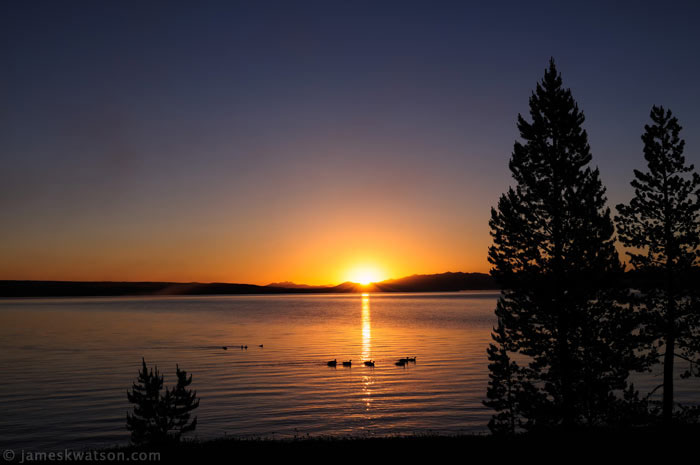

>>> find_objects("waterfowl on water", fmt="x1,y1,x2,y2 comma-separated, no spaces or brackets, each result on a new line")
244,345,248,349
395,359,407,367
327,359,337,367
407,356,416,362
259,344,264,348
364,360,375,367
342,360,352,367
222,346,228,350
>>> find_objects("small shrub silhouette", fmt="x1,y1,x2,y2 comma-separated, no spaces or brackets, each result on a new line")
126,358,200,445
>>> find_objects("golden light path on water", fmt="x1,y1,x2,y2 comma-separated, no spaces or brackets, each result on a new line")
361,293,373,411
362,293,371,360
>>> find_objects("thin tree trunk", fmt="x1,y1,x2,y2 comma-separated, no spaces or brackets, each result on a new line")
552,188,573,427
559,316,574,427
662,175,675,424
663,329,675,423
663,265,675,422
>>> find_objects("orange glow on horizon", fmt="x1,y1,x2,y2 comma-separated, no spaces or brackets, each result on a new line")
0,197,492,284
346,265,386,285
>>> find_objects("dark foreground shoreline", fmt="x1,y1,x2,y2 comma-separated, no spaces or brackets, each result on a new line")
92,427,700,461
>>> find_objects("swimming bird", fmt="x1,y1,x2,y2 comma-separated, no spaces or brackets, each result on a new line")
364,360,375,367
222,346,228,350
259,344,263,348
398,357,410,364
407,356,416,362
244,345,248,349
327,359,337,367
342,360,352,367
396,359,407,367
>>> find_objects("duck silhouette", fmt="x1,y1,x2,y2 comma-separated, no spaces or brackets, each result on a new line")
396,359,407,367
342,360,352,367
364,360,375,367
222,346,228,350
327,359,337,367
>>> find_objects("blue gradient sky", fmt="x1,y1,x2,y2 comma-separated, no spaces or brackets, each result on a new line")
2,1,699,284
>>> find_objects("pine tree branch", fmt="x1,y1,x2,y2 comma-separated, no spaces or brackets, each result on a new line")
644,383,665,400
674,352,698,364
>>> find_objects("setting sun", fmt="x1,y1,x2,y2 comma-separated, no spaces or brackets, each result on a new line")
347,266,386,285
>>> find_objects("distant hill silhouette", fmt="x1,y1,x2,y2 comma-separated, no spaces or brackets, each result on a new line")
265,281,332,289
0,272,497,297
374,272,498,292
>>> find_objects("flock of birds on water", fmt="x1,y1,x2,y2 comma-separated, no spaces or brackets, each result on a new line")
220,345,416,368
326,357,416,368
222,345,263,350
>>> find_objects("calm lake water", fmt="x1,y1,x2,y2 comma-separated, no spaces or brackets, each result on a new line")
0,292,697,451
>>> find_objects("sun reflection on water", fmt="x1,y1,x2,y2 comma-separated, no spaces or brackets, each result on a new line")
361,293,373,411
361,293,371,360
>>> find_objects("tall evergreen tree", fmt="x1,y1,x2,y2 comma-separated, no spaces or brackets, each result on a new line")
615,106,700,423
486,59,642,430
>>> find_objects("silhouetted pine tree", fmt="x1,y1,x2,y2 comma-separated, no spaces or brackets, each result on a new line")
615,106,700,423
127,359,165,444
126,359,200,444
487,59,643,431
166,365,199,440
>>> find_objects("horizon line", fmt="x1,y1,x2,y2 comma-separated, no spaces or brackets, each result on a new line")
0,270,491,287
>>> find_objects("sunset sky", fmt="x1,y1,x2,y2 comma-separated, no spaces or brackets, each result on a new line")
2,1,699,285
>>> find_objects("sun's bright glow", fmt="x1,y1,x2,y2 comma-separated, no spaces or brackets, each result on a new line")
347,266,385,285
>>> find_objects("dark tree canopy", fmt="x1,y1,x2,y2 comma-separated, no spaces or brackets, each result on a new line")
616,106,700,272
126,359,200,445
615,106,700,422
489,60,620,283
485,59,643,432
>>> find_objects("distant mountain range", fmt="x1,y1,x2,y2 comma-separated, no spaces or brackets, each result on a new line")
373,272,497,292
0,272,497,298
265,281,332,289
